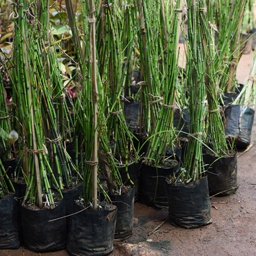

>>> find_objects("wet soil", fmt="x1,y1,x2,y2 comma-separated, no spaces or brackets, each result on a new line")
1,50,256,256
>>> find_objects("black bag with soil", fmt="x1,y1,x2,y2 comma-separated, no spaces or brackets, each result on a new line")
3,158,22,191
118,162,140,201
124,101,140,133
0,194,20,249
63,184,83,234
224,105,255,148
63,184,83,215
13,181,26,245
166,146,182,162
219,92,238,106
133,134,149,156
140,158,180,207
173,108,190,138
67,203,117,256
13,182,27,199
165,176,212,229
20,198,67,252
3,158,22,178
110,187,135,239
204,149,237,196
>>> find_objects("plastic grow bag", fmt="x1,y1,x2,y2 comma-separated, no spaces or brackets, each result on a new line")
0,194,20,249
140,159,180,207
224,105,255,148
204,150,237,196
67,203,117,256
173,108,189,137
124,101,140,133
165,176,212,229
118,162,140,201
20,198,67,252
110,187,135,239
63,184,83,216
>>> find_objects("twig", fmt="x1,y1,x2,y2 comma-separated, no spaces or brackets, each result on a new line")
148,218,169,236
237,143,254,158
49,206,90,222
172,232,182,242
209,186,238,198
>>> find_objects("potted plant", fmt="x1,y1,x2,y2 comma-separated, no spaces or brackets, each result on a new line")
165,0,212,229
96,1,138,238
200,1,239,196
65,1,117,254
136,0,183,207
10,1,67,251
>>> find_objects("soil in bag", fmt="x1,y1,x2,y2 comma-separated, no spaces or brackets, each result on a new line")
224,105,255,148
110,187,135,239
165,176,212,229
0,194,20,249
67,202,117,256
20,198,67,252
204,149,237,196
118,162,140,201
140,159,180,207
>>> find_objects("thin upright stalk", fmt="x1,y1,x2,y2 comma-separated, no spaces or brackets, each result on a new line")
89,0,98,210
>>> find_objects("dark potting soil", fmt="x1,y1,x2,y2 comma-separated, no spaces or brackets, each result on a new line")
148,159,179,169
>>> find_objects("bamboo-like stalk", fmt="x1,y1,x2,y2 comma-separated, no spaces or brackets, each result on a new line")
89,0,98,210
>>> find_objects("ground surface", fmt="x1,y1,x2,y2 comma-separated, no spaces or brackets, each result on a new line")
1,50,255,256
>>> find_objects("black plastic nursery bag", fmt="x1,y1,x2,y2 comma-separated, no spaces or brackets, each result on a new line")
140,160,180,207
20,198,67,252
204,150,237,196
110,187,135,239
0,194,20,249
67,203,117,256
166,176,212,229
224,105,255,148
118,162,140,200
